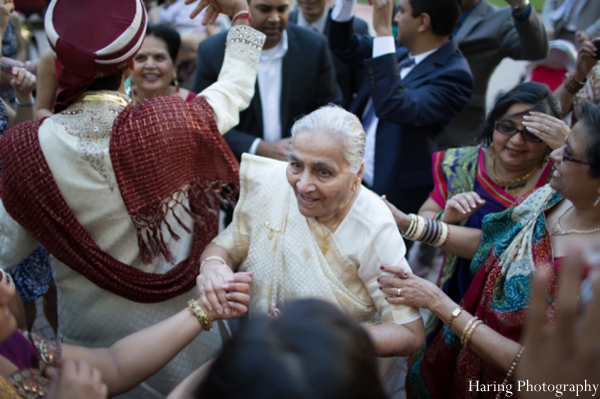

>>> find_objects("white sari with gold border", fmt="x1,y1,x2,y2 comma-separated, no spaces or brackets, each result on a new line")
214,154,421,391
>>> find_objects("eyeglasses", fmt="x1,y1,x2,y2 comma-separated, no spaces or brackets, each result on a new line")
562,139,589,165
494,121,543,143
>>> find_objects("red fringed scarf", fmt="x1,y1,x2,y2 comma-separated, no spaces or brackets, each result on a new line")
0,95,239,303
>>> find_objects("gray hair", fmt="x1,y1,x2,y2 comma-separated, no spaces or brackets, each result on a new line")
289,105,365,173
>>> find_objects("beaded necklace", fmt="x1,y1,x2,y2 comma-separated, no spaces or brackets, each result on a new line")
550,204,600,236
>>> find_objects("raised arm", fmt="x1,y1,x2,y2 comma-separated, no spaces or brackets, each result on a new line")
553,39,598,118
186,0,266,134
498,0,548,61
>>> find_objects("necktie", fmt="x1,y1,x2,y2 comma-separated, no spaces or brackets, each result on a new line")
362,57,416,128
397,56,416,70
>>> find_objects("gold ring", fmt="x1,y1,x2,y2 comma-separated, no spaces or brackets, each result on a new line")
397,288,402,296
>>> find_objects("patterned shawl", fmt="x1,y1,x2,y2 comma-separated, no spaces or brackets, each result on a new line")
419,147,553,347
0,95,239,302
407,185,562,399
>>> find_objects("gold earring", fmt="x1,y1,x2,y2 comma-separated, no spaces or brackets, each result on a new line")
540,148,551,166
173,70,179,90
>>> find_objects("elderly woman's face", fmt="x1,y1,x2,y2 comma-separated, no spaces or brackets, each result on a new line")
131,35,175,98
286,130,361,225
550,121,599,202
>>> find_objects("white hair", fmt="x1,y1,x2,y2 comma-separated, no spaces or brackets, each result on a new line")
289,104,365,173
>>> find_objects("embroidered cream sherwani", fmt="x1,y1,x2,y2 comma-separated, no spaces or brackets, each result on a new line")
214,154,421,392
0,26,264,399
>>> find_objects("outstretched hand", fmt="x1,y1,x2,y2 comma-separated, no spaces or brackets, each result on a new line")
184,0,249,25
442,191,485,224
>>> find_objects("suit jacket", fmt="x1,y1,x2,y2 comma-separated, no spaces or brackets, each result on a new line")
439,0,548,149
328,19,473,212
289,9,369,108
192,24,338,159
542,0,600,40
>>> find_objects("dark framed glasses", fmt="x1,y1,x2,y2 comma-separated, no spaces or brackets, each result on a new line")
494,121,543,143
562,139,589,165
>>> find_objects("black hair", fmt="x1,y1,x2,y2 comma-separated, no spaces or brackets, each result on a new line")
579,102,600,179
409,0,462,37
194,299,388,399
145,23,181,62
87,69,124,92
478,82,562,146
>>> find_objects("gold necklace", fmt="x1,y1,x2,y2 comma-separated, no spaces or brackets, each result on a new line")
317,197,354,255
550,204,600,236
490,154,537,197
82,92,130,107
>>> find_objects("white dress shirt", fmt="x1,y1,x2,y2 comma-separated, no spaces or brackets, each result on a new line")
249,30,289,154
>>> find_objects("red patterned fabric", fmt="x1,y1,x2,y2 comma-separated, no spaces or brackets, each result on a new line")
0,95,239,303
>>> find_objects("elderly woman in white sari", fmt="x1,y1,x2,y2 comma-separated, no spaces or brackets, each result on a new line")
196,104,424,392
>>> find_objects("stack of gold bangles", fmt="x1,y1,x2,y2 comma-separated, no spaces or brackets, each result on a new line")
187,299,213,331
401,213,450,247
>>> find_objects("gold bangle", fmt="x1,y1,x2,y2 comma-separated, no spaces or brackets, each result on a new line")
200,256,227,269
187,299,213,331
461,316,479,346
447,306,463,329
464,319,483,347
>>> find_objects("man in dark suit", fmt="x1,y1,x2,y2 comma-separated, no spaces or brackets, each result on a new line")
438,0,548,149
328,0,473,217
193,0,338,161
289,0,369,108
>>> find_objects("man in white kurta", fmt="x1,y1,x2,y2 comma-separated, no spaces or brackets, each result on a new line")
0,5,265,397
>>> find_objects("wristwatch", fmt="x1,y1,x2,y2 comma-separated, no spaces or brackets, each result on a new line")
447,306,463,328
512,0,530,14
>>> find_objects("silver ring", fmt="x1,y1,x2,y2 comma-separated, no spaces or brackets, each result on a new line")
397,288,402,296
545,126,549,134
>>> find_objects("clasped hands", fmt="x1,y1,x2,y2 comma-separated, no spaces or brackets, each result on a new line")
196,262,252,320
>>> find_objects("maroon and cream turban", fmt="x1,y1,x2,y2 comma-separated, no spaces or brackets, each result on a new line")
45,0,147,112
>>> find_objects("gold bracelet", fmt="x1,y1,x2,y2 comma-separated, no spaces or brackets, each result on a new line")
447,306,463,329
463,319,483,347
187,299,213,331
461,316,479,346
495,346,526,399
200,256,227,269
